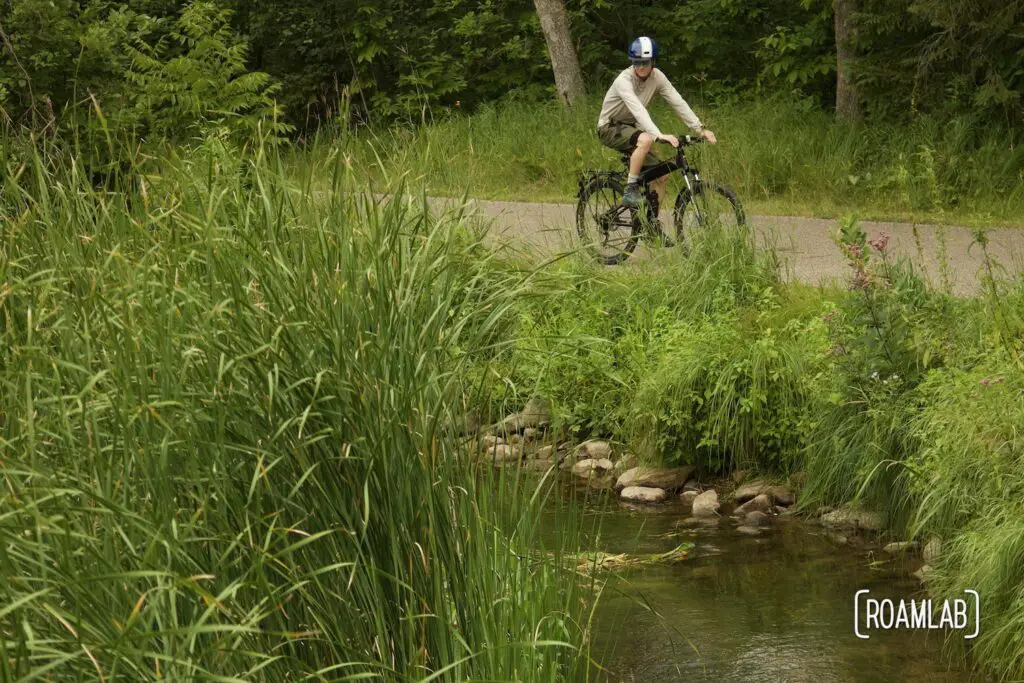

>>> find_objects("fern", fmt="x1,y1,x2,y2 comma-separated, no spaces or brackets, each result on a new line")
124,1,290,143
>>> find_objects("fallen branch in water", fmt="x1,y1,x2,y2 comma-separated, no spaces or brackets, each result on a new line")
560,542,695,575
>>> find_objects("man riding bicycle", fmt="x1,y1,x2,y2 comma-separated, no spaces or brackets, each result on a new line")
596,36,716,209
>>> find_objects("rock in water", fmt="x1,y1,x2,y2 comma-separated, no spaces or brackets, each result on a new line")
521,396,551,428
612,453,637,474
734,479,767,503
735,493,773,516
577,439,613,460
526,459,556,472
820,507,883,531
481,435,504,449
744,510,772,527
620,486,667,503
691,490,720,517
572,458,613,476
923,537,942,564
615,466,695,493
883,541,917,555
734,479,795,507
769,486,796,507
486,444,518,462
499,412,525,433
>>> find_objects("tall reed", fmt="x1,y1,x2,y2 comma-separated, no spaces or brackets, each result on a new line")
0,136,591,681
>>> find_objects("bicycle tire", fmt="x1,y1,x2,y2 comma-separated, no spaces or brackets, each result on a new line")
576,175,641,265
672,182,747,255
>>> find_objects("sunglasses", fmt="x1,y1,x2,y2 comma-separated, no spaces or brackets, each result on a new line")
631,59,653,68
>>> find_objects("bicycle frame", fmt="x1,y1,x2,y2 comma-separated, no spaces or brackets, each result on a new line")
576,134,743,262
636,144,707,227
586,147,704,242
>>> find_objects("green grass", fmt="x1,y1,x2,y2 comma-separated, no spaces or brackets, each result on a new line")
482,209,1024,680
333,96,1024,227
0,137,595,681
6,111,1024,680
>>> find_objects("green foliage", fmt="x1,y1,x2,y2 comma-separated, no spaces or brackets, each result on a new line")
756,0,835,97
4,0,1021,132
0,140,591,680
856,0,1024,122
502,265,650,439
1,0,287,161
0,0,146,127
829,219,943,384
898,360,1024,681
933,505,1024,682
233,0,548,127
631,296,826,472
499,209,796,472
471,195,1024,680
337,95,1024,224
906,359,1024,536
123,2,289,142
800,219,952,514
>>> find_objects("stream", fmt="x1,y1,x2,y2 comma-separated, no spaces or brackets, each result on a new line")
539,477,981,682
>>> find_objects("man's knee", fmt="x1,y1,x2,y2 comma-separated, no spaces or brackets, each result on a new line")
633,133,654,151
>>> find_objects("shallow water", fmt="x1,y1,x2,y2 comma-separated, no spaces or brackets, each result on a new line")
540,480,979,682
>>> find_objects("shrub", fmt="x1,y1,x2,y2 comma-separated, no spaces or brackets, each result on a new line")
630,289,827,472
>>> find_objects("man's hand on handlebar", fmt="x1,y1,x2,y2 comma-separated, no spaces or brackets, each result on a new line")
657,134,680,148
657,130,718,148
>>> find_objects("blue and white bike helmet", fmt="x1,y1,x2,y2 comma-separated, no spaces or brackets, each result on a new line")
628,36,658,61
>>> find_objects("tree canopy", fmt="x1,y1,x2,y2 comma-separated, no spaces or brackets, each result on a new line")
1,0,1021,137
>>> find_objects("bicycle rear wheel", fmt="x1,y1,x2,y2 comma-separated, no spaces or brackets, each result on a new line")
576,176,640,265
672,182,746,255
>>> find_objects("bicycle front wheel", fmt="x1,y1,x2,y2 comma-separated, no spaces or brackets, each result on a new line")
576,176,640,265
672,182,747,255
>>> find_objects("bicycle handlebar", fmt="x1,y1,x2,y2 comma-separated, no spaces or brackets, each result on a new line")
658,134,705,148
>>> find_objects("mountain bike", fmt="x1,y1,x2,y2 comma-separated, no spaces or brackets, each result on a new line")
575,135,746,265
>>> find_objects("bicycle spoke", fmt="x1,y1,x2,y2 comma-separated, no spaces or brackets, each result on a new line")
673,182,745,255
697,189,740,230
578,180,637,260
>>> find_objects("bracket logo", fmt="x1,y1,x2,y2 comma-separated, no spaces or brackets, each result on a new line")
854,589,980,640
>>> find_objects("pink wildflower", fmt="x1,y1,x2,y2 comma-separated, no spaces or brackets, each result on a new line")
849,269,871,291
868,232,891,252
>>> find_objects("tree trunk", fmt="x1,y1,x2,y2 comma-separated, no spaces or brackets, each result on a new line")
834,0,861,122
533,0,585,107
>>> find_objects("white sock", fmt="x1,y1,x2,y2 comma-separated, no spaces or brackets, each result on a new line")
627,174,639,185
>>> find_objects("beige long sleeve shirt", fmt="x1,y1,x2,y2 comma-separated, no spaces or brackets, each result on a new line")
596,67,703,138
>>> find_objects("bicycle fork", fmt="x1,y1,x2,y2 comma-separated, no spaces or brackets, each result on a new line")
682,172,704,224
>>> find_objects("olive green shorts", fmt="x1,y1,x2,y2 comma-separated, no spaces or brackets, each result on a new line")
597,121,661,169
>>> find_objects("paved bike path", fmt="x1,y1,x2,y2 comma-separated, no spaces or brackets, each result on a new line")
428,196,1024,296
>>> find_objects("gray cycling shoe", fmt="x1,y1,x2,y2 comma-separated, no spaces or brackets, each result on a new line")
622,182,643,208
